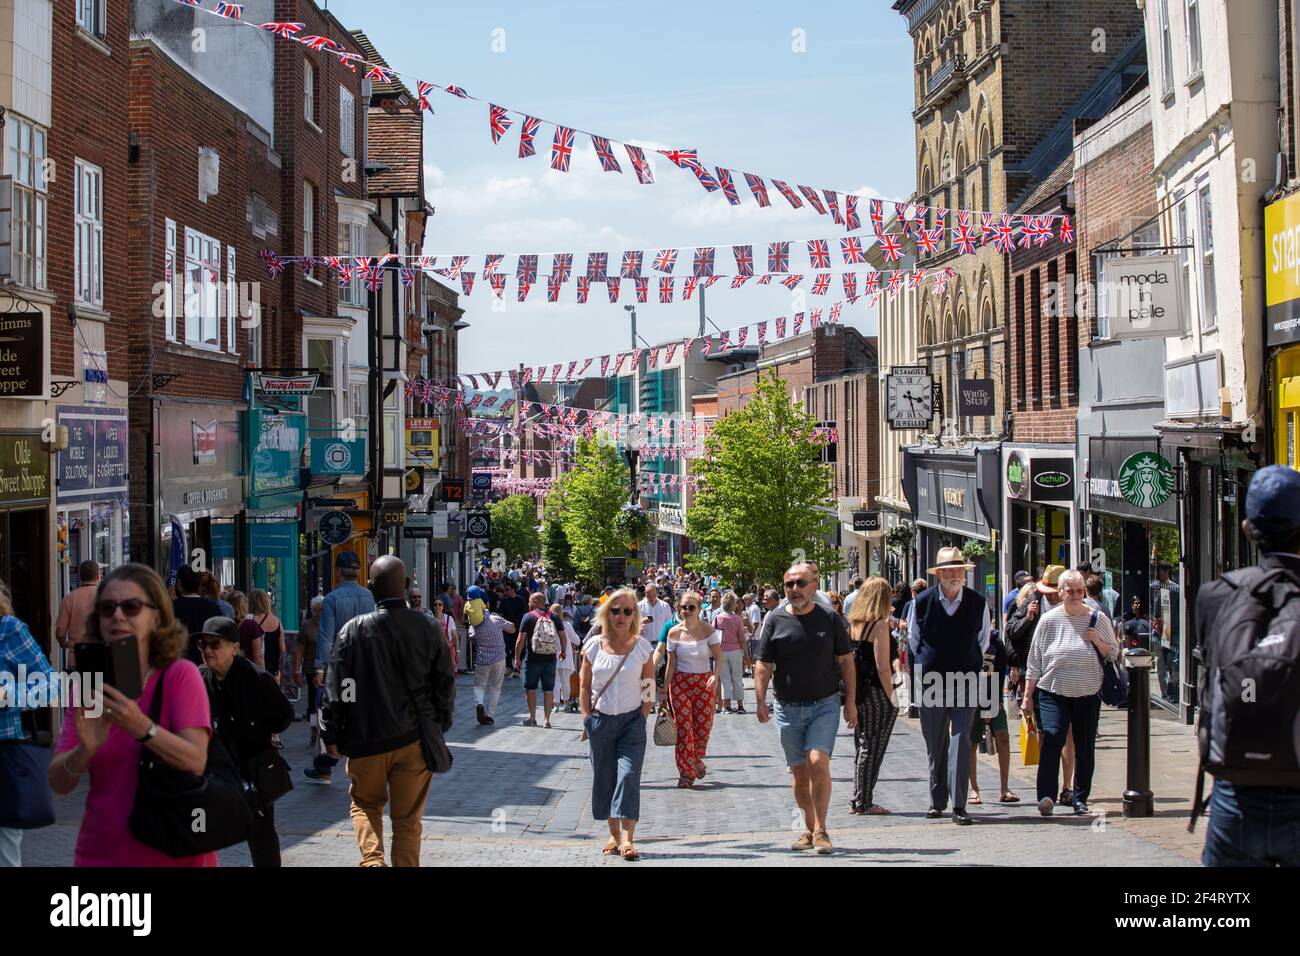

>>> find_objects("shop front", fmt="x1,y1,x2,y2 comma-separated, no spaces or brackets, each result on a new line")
157,401,246,588
902,445,1002,613
304,488,372,600
55,405,129,597
648,503,687,572
1265,188,1300,470
1003,446,1078,584
836,499,881,589
245,407,306,633
0,432,53,648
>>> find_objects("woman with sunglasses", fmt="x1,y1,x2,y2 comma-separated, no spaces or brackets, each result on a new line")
430,598,460,673
664,590,723,789
580,588,655,860
49,563,216,866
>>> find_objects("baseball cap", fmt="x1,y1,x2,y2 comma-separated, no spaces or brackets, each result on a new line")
336,551,361,569
466,586,487,601
1014,570,1032,586
1245,466,1300,539
199,616,240,643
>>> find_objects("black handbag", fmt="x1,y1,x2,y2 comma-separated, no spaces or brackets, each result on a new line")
0,713,55,830
128,665,255,857
391,622,453,775
244,746,293,806
1090,611,1129,708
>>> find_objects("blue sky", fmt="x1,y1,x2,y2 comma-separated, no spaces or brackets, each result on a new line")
323,0,916,373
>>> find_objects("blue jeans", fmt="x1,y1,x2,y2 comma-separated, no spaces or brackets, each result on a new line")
774,693,841,768
1035,690,1100,804
1203,780,1300,866
586,709,647,820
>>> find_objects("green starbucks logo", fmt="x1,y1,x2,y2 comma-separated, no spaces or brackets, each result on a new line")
1118,452,1174,508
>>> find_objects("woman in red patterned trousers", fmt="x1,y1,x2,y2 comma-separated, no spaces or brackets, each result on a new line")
664,592,723,789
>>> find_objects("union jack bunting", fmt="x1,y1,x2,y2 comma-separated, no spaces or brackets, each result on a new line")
606,277,620,303
586,252,608,282
731,275,751,289
635,277,649,302
869,199,885,238
336,52,359,74
488,272,507,298
993,215,1017,254
954,222,979,256
625,145,654,184
809,308,822,329
631,349,644,367
659,277,674,303
259,21,303,38
879,232,904,263
576,277,590,303
489,105,514,144
448,256,470,277
459,272,475,296
1017,216,1037,250
551,365,562,384
823,190,843,225
798,185,827,215
647,347,659,370
733,245,754,276
517,279,534,302
620,251,643,278
322,256,342,273
757,321,768,345
416,81,435,112
719,331,732,350
551,127,576,172
908,269,926,290
364,268,384,292
484,254,505,274
830,302,842,323
1034,215,1055,247
658,148,702,171
932,270,950,294
1059,216,1075,244
807,239,831,269
692,247,716,278
792,313,804,335
400,267,416,287
518,116,542,158
916,226,944,256
771,179,803,208
895,203,915,240
366,64,395,85
298,35,338,52
600,356,612,377
613,354,628,375
547,274,562,302
811,273,831,295
682,277,700,300
864,271,881,294
579,358,594,377
981,212,997,245
517,254,539,283
703,275,722,288
744,172,771,206
841,236,867,264
845,195,861,232
757,273,773,285
885,271,905,296
780,274,804,290
768,241,790,273
215,3,243,19
653,249,678,273
552,253,573,281
446,85,470,98
665,343,679,364
592,135,622,173
264,253,286,279
716,168,741,205
842,272,858,299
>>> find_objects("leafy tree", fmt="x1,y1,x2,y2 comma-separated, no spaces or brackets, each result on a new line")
545,436,630,583
686,370,843,588
487,494,540,564
541,514,577,583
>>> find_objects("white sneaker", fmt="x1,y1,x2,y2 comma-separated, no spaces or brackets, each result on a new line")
1038,797,1054,817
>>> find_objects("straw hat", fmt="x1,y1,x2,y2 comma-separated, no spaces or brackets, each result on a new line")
928,546,975,574
1036,565,1066,594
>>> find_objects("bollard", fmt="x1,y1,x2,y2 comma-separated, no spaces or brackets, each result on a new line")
1122,647,1155,818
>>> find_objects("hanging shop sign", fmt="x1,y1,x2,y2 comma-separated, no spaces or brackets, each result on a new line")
957,378,996,417
441,478,466,503
250,521,296,559
1265,190,1300,346
56,406,128,503
1117,450,1175,509
247,408,306,497
311,437,366,476
1103,254,1186,339
317,509,353,546
465,511,491,539
406,417,440,470
0,299,45,398
1085,437,1177,524
379,505,407,527
885,366,934,430
852,511,881,532
1030,457,1074,503
253,372,319,396
1006,451,1028,499
0,433,49,505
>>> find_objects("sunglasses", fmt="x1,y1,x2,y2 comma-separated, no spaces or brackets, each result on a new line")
197,638,229,651
96,599,157,618
607,606,636,617
783,579,810,589
680,604,698,612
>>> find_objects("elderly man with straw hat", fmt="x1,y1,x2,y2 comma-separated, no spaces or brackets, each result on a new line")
906,547,991,826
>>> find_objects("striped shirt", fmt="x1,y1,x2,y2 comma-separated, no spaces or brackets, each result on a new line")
1025,605,1120,698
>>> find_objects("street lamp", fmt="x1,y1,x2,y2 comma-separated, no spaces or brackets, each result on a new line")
623,304,637,350
623,424,644,507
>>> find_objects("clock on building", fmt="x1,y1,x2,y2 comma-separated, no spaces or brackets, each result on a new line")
885,365,935,430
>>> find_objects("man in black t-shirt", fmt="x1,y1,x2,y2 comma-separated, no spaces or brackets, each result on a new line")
755,561,855,856
513,592,567,728
498,582,528,674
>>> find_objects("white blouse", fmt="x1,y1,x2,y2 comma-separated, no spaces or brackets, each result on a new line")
668,629,722,674
586,636,654,715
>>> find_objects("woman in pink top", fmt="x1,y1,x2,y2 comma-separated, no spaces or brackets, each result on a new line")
48,563,216,867
714,592,751,714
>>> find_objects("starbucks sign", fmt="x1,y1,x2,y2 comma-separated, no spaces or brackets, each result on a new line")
1118,451,1175,509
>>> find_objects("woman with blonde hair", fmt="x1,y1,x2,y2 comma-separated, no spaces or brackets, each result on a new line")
713,591,750,714
580,588,655,860
664,589,723,788
846,577,898,815
239,590,283,678
48,563,217,866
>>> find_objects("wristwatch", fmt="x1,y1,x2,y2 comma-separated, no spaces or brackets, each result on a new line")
135,722,158,743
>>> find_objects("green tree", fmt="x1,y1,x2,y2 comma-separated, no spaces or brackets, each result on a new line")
487,494,540,564
541,514,577,582
545,436,630,582
686,370,843,587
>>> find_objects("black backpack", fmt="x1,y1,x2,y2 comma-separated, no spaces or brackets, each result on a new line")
1189,564,1300,829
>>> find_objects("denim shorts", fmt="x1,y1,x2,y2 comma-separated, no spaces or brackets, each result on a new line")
774,693,841,767
523,655,557,692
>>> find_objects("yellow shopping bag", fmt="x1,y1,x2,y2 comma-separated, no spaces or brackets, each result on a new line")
1019,716,1040,767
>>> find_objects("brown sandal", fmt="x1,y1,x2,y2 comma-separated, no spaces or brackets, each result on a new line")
601,838,619,855
677,776,695,789
621,843,640,861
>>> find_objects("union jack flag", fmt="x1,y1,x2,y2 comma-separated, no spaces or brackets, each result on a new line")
792,313,804,336
517,254,538,283
620,251,643,278
607,277,621,303
446,85,469,98
518,116,542,158
895,202,915,240
845,195,861,232
1034,215,1055,247
1016,215,1037,250
488,272,507,298
1059,216,1075,244
840,236,866,264
336,263,352,286
780,274,804,290
400,267,416,287
599,356,611,377
488,105,514,144
731,275,751,288
823,190,844,225
365,268,385,292
484,254,505,274
830,302,842,323
842,273,858,299
551,127,576,172
756,321,768,344
811,273,831,295
809,308,822,329
259,21,303,39
263,254,286,279
954,222,978,256
552,253,573,281
908,269,926,290
869,199,885,240
692,247,715,278
981,212,997,245
659,277,674,303
215,3,243,19
993,215,1017,254
547,274,562,302
771,179,803,209
576,277,590,303
776,316,787,338
744,172,771,206
807,239,831,269
864,271,881,294
658,147,702,171
885,271,905,296
683,277,700,300
932,270,950,294
635,277,649,302
916,226,944,256
459,272,475,295
768,241,790,273
798,186,827,215
878,232,903,263
592,136,622,173
704,275,722,288
757,273,773,285
653,249,678,273
416,81,435,112
716,168,741,205
299,35,338,53
733,245,754,276
586,252,608,281
690,166,721,192
517,279,534,302
366,64,394,85
625,145,655,184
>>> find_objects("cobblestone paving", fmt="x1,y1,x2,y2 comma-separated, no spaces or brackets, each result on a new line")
23,672,1199,866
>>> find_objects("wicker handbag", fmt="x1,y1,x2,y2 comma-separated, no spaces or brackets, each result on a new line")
653,704,677,747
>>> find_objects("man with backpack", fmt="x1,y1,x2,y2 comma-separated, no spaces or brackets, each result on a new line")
513,592,568,728
1193,465,1300,866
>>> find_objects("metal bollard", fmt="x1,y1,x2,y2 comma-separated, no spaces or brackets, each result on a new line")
1122,647,1155,818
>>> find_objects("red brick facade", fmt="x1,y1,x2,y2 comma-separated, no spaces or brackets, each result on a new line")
1009,224,1079,444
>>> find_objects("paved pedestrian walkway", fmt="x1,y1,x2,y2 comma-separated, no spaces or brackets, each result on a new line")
24,672,1203,866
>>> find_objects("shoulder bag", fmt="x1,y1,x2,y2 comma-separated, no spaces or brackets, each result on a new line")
389,616,454,775
581,640,635,742
0,713,55,830
1090,611,1129,708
